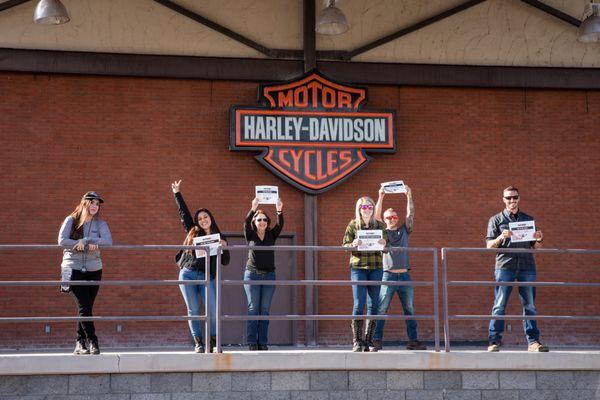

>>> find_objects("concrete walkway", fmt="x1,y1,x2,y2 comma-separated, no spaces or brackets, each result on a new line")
2,348,599,375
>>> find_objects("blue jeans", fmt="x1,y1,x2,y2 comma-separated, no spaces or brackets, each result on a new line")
350,268,383,316
244,269,276,345
488,269,539,344
374,271,418,341
179,268,216,340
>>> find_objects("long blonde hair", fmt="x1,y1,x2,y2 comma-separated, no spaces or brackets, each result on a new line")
354,196,376,228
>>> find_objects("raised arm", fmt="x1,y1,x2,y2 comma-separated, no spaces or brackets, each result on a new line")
270,198,284,239
172,180,195,231
244,197,259,241
375,186,385,222
405,185,414,233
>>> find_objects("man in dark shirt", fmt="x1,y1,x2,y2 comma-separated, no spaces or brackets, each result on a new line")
486,186,548,352
373,185,426,350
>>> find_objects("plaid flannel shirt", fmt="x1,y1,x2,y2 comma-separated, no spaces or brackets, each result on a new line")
342,219,388,269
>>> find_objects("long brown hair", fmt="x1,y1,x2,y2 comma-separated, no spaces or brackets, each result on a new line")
69,199,98,240
183,226,201,254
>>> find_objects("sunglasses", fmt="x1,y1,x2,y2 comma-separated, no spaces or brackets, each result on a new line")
385,215,398,220
504,195,519,200
360,204,374,210
90,200,101,206
255,218,268,222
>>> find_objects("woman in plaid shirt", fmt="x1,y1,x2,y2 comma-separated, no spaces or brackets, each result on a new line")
343,196,388,352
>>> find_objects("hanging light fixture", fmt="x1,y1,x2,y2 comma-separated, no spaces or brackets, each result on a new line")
578,2,600,43
33,0,70,25
316,0,349,35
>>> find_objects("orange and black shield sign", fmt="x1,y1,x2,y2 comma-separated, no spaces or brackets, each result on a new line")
230,70,396,194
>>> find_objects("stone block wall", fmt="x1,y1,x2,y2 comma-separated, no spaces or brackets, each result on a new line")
1,371,598,400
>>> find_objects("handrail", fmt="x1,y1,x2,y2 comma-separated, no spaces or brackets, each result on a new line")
441,246,600,352
0,244,439,352
0,244,214,354
3,243,597,353
214,245,440,353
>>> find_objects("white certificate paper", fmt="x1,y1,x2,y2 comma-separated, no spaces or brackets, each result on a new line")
193,233,221,257
255,185,279,204
357,230,384,251
509,221,536,243
381,180,406,194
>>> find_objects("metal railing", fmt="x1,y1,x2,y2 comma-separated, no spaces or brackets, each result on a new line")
0,244,440,352
1,244,599,353
0,244,215,354
214,245,440,352
441,247,600,352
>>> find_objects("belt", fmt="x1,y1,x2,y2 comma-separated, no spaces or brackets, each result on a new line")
246,268,273,275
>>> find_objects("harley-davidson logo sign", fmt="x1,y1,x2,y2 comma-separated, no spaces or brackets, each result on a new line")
229,70,396,194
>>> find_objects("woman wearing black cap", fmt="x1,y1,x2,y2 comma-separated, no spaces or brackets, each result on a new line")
171,180,230,353
58,191,112,355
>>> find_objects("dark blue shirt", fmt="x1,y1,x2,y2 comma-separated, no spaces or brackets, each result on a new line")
486,209,537,271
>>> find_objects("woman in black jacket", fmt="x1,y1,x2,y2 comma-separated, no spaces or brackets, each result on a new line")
171,180,230,353
243,196,283,351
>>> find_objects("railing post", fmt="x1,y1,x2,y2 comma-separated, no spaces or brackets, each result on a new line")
441,248,450,352
216,247,222,353
203,246,210,354
432,248,440,352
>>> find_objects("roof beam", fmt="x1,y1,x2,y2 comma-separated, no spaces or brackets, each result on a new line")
0,0,32,13
520,0,580,27
345,0,488,60
2,48,600,89
151,0,274,58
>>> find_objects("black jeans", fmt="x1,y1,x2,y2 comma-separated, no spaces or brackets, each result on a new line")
69,269,102,342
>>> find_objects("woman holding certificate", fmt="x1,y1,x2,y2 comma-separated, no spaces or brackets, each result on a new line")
342,196,387,352
171,180,230,353
243,196,284,351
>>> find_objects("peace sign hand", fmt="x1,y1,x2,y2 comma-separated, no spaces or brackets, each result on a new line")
171,180,181,193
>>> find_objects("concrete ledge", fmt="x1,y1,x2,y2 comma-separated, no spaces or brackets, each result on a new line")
2,350,599,375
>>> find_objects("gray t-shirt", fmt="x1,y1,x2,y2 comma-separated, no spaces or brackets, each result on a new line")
58,216,112,271
385,224,410,270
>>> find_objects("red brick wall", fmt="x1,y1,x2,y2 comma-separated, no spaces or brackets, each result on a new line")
0,73,598,349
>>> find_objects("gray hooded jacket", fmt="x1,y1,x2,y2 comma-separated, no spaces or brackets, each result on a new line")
58,216,113,271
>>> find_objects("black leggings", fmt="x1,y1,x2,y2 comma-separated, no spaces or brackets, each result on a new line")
70,269,102,342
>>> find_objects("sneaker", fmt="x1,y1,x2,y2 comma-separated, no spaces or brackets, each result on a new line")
487,341,501,352
528,341,549,352
88,339,100,355
406,340,427,350
73,340,90,355
372,339,383,351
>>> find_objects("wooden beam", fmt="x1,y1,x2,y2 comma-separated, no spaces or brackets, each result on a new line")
2,48,600,89
346,0,488,60
303,0,318,347
520,0,580,27
151,0,274,58
0,0,31,13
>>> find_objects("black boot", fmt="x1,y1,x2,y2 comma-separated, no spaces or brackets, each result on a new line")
73,339,89,355
88,338,100,355
364,320,377,352
194,336,205,353
210,336,216,353
351,320,364,352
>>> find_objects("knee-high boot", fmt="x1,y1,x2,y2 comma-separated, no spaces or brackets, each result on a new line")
364,320,378,352
351,320,364,352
